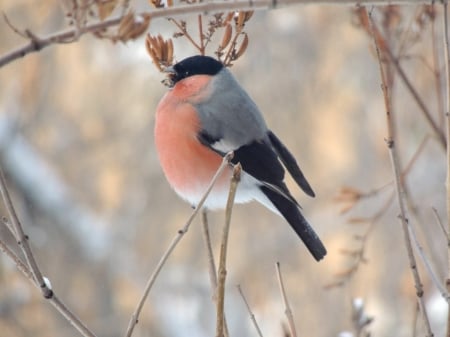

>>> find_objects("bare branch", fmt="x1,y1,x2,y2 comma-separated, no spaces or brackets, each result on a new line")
216,164,241,337
237,284,264,337
201,210,231,337
408,221,449,301
432,207,449,240
276,262,297,337
384,47,446,149
442,1,450,336
367,7,433,336
201,210,219,298
0,0,433,69
0,167,52,298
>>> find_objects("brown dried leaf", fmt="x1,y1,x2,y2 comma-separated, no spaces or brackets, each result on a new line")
146,34,163,71
117,12,151,42
118,11,135,37
97,0,118,21
219,24,232,51
129,15,151,40
236,11,245,28
244,11,254,22
145,33,174,71
235,33,248,59
224,12,234,26
166,39,174,65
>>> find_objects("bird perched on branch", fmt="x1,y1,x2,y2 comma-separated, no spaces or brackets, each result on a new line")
154,55,326,261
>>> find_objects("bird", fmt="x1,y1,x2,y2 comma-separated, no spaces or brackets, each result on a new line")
154,55,326,261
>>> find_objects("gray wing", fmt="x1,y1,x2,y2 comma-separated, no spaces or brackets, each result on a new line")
195,69,268,153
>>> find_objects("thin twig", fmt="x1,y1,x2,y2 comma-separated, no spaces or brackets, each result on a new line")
0,167,52,298
216,164,241,337
431,2,445,127
401,135,430,179
125,152,233,337
201,210,231,337
0,238,33,281
432,207,449,240
201,210,219,298
367,8,433,336
408,222,449,301
168,18,202,52
198,14,205,55
1,216,16,237
442,2,450,337
0,0,434,69
237,284,264,337
2,12,27,38
275,262,297,337
383,47,446,148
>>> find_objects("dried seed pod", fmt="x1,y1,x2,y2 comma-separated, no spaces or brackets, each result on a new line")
224,12,234,26
219,24,232,51
117,12,151,42
118,11,134,38
146,34,163,71
235,33,248,59
236,11,246,28
145,34,174,70
244,11,254,22
129,14,151,40
166,39,174,65
154,36,162,60
97,0,118,21
161,39,168,63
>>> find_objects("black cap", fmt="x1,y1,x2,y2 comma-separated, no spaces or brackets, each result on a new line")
168,55,224,85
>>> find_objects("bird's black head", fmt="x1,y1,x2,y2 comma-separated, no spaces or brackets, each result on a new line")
164,55,224,87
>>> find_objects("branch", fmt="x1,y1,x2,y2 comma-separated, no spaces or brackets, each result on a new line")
0,167,52,298
201,210,219,299
0,0,434,69
384,47,446,149
442,1,450,337
201,210,231,337
216,164,241,337
276,262,297,337
237,284,264,337
367,8,433,336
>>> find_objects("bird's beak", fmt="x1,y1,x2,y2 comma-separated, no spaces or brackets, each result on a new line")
162,66,176,88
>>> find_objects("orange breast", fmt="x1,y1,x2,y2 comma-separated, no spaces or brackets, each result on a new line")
155,77,231,204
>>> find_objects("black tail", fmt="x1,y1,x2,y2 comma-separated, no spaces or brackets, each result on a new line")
261,185,327,261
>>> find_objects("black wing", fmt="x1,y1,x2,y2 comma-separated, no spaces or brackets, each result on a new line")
198,129,326,261
268,131,315,197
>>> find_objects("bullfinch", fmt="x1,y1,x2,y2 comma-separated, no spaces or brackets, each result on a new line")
154,55,326,261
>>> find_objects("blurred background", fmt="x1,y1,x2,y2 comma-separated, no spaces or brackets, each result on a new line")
0,1,447,336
